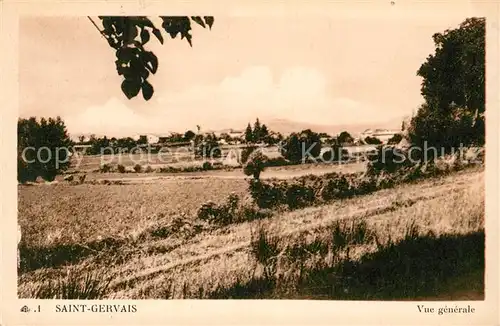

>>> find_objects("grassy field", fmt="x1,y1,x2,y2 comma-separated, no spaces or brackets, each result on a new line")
17,165,484,299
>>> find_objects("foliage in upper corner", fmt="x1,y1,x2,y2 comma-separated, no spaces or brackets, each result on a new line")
408,17,485,153
96,16,214,101
417,17,485,116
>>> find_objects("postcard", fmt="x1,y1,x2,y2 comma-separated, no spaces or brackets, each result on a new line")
1,0,498,325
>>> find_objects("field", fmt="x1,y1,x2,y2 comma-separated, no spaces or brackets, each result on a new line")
18,163,485,299
66,144,374,173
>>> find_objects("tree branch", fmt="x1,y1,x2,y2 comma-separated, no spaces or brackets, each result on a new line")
87,16,108,40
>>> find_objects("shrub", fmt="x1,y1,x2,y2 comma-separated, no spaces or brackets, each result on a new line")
133,164,142,173
202,161,213,171
366,146,412,176
99,164,112,173
117,164,126,173
320,174,352,200
197,193,240,225
285,182,315,209
144,165,154,173
248,179,285,209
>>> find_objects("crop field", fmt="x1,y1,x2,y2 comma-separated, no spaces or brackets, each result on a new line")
17,165,485,300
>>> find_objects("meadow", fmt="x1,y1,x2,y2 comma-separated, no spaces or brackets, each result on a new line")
17,161,485,300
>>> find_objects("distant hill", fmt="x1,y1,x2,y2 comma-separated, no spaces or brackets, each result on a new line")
265,117,404,137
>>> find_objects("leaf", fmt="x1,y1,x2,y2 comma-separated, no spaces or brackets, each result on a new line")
140,28,150,45
142,80,154,101
116,47,135,61
204,16,214,29
102,17,114,33
121,79,141,99
191,16,205,28
125,23,138,43
143,51,158,74
152,28,164,44
138,17,155,28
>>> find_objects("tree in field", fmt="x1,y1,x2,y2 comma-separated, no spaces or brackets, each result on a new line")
259,124,269,143
116,137,137,153
184,130,196,141
18,117,73,182
337,131,354,145
90,136,107,154
243,150,268,180
253,118,262,142
409,17,485,151
78,135,85,144
90,16,214,101
137,135,148,145
245,123,253,143
281,129,322,163
194,133,221,159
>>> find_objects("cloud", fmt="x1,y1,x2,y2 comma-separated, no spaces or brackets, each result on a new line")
64,66,396,136
64,98,150,136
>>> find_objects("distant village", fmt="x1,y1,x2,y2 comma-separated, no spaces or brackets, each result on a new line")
70,120,402,158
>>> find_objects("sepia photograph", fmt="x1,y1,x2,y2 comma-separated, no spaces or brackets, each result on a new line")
14,6,490,304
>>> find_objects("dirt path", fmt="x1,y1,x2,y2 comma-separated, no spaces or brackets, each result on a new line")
106,170,483,297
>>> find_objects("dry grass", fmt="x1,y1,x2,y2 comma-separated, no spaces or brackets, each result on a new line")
18,178,249,249
17,167,484,299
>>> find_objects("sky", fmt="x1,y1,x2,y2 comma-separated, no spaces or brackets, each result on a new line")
19,6,479,137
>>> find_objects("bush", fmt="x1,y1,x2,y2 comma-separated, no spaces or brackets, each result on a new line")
117,164,126,173
99,164,112,173
248,179,286,209
202,161,213,171
197,193,240,225
366,146,412,176
320,174,352,200
285,182,315,209
144,165,154,173
133,164,142,173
